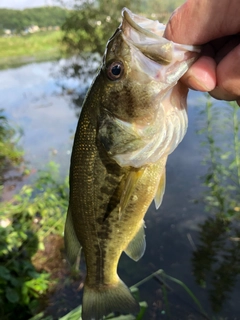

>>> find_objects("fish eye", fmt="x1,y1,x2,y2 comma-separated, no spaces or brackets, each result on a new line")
106,61,124,80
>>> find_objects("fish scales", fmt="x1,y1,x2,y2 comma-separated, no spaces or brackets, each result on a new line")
71,98,164,285
64,7,200,320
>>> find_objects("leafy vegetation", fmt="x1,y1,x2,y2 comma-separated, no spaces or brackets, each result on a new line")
61,0,137,57
0,110,24,185
192,215,240,314
0,158,68,319
192,96,240,314
0,0,185,35
198,96,240,219
61,0,185,57
0,7,69,32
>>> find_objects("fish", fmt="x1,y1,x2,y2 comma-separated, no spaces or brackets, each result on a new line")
64,7,200,320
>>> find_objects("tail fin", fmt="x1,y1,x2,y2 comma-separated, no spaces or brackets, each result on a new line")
82,279,139,320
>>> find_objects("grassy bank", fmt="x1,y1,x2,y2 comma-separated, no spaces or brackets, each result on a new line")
0,30,63,68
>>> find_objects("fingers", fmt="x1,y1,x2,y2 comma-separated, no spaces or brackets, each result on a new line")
180,39,240,101
179,40,240,105
181,56,216,91
209,87,239,102
164,0,240,106
209,43,240,102
164,1,204,44
164,0,240,44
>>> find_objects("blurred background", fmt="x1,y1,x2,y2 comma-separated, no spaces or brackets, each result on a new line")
0,1,240,319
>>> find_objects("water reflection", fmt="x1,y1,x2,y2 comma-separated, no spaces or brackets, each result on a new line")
0,60,80,175
56,55,101,117
192,216,240,314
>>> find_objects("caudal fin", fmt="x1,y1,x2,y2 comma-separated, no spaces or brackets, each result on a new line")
82,279,139,320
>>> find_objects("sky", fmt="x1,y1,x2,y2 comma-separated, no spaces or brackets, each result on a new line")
0,0,60,9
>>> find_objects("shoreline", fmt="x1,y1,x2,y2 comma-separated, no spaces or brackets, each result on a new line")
0,51,62,69
0,30,64,69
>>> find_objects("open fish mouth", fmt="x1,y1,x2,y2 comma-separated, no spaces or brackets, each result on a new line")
121,7,200,65
99,8,201,168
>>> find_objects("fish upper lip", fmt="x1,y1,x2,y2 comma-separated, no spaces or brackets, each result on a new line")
121,7,165,40
120,8,173,64
120,8,200,64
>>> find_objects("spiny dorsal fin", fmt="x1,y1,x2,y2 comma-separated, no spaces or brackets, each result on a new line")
124,221,146,261
119,168,146,219
64,207,82,271
154,167,166,210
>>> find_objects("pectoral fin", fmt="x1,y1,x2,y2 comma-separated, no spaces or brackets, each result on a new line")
119,168,146,219
124,221,146,261
64,207,82,271
154,167,166,210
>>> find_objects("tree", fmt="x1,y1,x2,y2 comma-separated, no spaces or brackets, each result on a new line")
0,7,69,32
61,0,139,57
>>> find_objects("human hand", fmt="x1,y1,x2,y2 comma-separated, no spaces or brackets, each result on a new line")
164,0,240,106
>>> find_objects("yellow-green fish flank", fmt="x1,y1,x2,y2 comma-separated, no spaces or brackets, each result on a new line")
64,8,200,320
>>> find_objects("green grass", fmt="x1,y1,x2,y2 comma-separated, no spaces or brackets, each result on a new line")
0,31,64,67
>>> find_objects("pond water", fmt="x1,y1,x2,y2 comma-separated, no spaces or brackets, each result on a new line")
1,60,240,319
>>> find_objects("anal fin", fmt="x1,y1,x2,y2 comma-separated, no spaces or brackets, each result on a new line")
154,167,166,210
124,221,146,261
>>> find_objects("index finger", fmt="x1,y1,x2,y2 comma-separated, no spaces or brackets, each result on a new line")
164,0,240,45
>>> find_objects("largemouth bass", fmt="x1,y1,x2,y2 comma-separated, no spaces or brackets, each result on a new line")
64,8,200,320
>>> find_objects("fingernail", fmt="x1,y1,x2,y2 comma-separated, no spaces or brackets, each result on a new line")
191,76,212,91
